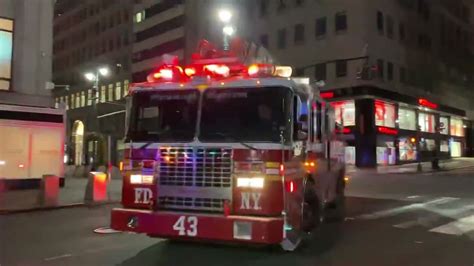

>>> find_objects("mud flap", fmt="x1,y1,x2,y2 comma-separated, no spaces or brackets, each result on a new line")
280,229,302,252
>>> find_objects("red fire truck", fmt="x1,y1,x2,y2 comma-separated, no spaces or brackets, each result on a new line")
111,41,346,251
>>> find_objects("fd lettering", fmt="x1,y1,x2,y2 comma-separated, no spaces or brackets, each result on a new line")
240,192,262,210
134,188,152,204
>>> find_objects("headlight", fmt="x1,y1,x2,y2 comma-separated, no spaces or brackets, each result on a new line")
130,174,154,184
237,177,264,188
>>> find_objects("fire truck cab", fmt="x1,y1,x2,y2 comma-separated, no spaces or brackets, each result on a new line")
111,44,346,251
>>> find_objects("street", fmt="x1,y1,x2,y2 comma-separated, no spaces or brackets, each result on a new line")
2,168,474,266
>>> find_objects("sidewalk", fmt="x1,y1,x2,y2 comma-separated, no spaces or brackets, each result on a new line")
0,178,122,214
347,158,474,175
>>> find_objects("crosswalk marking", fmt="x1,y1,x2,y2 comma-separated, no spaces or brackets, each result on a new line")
358,197,459,220
429,215,474,236
393,204,474,229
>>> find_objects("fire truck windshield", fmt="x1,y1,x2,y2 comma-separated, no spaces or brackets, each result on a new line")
199,87,292,143
127,89,199,142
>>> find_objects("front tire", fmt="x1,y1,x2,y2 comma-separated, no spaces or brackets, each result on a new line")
326,177,345,222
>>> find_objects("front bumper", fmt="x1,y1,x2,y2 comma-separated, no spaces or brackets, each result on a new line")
111,208,284,244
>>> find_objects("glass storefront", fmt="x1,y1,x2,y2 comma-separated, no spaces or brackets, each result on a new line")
450,118,464,137
331,100,355,126
450,140,462,157
418,112,436,133
440,117,449,135
398,107,416,130
399,137,417,161
375,100,396,128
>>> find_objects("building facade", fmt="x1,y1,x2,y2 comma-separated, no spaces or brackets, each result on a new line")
52,0,134,168
0,0,55,107
250,0,473,167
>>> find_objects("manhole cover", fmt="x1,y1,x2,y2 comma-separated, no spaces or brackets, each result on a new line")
93,227,121,234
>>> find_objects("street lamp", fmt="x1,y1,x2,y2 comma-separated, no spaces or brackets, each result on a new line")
223,25,235,36
218,9,233,23
84,66,110,103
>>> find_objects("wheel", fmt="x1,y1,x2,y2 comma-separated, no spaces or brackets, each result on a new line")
325,176,346,222
280,180,323,252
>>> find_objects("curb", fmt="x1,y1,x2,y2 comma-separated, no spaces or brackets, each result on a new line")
350,165,474,175
0,200,119,215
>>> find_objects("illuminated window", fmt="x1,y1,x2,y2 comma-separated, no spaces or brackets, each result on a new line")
123,80,129,97
330,100,355,126
65,96,69,110
398,107,416,130
80,91,85,107
71,95,75,109
100,86,106,103
55,98,59,108
76,93,81,108
450,117,464,137
0,18,14,91
418,112,436,133
115,82,122,100
134,10,146,23
87,89,92,106
108,84,114,101
375,100,396,128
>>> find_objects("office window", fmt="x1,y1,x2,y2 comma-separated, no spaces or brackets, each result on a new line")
259,0,268,17
335,12,347,32
387,62,394,81
65,95,69,110
134,10,145,23
108,84,114,101
115,82,122,100
277,28,287,49
331,100,355,126
400,67,406,83
377,59,384,79
375,100,396,128
418,112,436,133
76,93,81,108
399,23,405,41
336,60,347,77
315,17,327,37
81,91,85,107
377,11,384,34
100,86,106,103
71,95,75,109
260,34,269,48
87,89,92,106
387,16,394,39
0,18,14,91
314,63,326,81
294,23,305,43
123,80,129,97
398,107,416,130
55,98,59,108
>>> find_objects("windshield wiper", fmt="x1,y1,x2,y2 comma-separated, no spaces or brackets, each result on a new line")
213,132,258,151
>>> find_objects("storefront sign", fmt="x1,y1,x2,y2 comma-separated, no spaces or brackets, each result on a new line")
418,98,438,109
377,126,398,135
320,92,334,99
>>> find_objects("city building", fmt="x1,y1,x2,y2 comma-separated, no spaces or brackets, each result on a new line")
250,0,473,167
0,0,55,107
52,0,134,168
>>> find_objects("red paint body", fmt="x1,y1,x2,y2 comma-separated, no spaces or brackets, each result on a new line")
111,209,284,244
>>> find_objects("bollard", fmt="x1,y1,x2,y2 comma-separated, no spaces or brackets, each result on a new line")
38,175,60,206
84,172,108,204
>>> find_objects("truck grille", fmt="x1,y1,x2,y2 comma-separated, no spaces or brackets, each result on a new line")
157,147,233,212
158,147,232,187
158,196,224,212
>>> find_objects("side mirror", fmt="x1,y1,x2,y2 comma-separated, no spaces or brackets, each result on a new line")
296,130,308,141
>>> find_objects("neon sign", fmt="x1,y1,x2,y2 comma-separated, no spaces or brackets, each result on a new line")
336,127,351,134
320,92,334,99
418,98,438,109
377,126,398,135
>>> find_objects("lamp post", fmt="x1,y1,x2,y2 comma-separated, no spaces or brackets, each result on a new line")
218,9,234,50
84,66,110,171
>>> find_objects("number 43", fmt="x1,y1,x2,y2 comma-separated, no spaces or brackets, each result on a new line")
172,216,198,236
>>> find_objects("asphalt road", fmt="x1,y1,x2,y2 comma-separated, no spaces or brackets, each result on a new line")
1,168,474,266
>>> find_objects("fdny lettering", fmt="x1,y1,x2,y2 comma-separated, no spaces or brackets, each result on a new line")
134,188,152,204
240,192,262,210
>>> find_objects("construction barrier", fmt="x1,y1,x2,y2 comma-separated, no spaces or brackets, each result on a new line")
37,175,60,206
84,172,108,204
